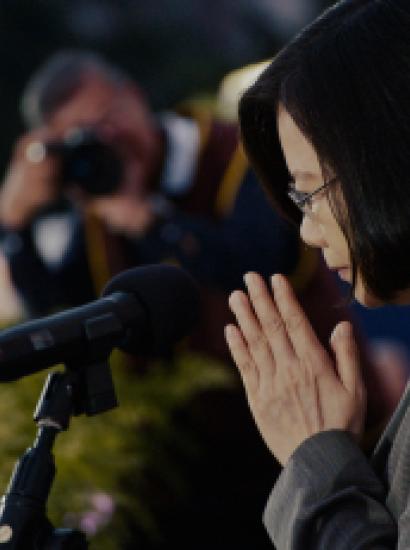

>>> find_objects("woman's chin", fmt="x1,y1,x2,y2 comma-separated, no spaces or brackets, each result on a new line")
353,285,384,308
354,283,410,307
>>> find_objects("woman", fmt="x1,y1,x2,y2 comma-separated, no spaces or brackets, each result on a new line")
225,0,410,547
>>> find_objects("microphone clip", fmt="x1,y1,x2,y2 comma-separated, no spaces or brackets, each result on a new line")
0,354,119,549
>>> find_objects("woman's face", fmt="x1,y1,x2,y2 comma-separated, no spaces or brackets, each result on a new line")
277,104,384,307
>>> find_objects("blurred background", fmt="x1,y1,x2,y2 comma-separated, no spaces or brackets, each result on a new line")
0,1,409,549
0,0,330,173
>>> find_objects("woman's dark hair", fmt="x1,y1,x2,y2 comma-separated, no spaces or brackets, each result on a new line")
239,0,410,301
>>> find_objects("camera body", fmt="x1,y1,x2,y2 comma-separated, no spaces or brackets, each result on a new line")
48,127,123,196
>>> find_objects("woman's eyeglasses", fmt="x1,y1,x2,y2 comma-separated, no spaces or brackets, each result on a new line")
287,176,338,216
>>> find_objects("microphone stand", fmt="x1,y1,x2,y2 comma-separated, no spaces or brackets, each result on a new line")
0,355,118,549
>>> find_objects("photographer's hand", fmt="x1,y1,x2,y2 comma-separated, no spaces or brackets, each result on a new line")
225,272,366,466
0,130,59,229
88,194,156,237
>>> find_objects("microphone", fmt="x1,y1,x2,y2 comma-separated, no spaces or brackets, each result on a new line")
0,264,199,382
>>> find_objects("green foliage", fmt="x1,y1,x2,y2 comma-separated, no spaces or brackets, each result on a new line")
0,351,234,549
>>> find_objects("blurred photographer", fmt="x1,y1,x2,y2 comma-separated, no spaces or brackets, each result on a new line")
0,51,304,355
0,52,162,235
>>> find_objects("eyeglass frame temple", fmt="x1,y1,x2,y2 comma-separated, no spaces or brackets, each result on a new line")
289,176,338,210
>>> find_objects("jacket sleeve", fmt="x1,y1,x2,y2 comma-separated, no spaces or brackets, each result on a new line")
3,217,95,315
264,430,398,549
135,172,300,292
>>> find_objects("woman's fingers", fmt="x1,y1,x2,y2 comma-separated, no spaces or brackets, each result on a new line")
244,272,295,360
226,274,366,462
271,274,327,369
330,322,364,395
330,321,366,437
228,273,332,389
228,290,275,381
225,323,259,394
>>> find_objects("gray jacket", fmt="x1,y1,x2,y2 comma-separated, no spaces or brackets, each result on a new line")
263,382,410,548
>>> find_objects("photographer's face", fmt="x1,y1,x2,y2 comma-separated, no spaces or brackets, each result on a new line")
47,73,160,196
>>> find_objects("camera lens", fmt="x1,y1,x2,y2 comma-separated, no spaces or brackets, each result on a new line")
55,128,123,196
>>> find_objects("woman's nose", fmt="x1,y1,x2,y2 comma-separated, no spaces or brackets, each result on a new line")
300,215,326,248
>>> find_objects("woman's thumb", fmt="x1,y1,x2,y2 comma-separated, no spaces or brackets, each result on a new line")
330,321,362,394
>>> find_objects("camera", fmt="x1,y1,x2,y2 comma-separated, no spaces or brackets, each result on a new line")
39,127,123,196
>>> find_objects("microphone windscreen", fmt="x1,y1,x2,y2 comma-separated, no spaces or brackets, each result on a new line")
102,264,200,354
